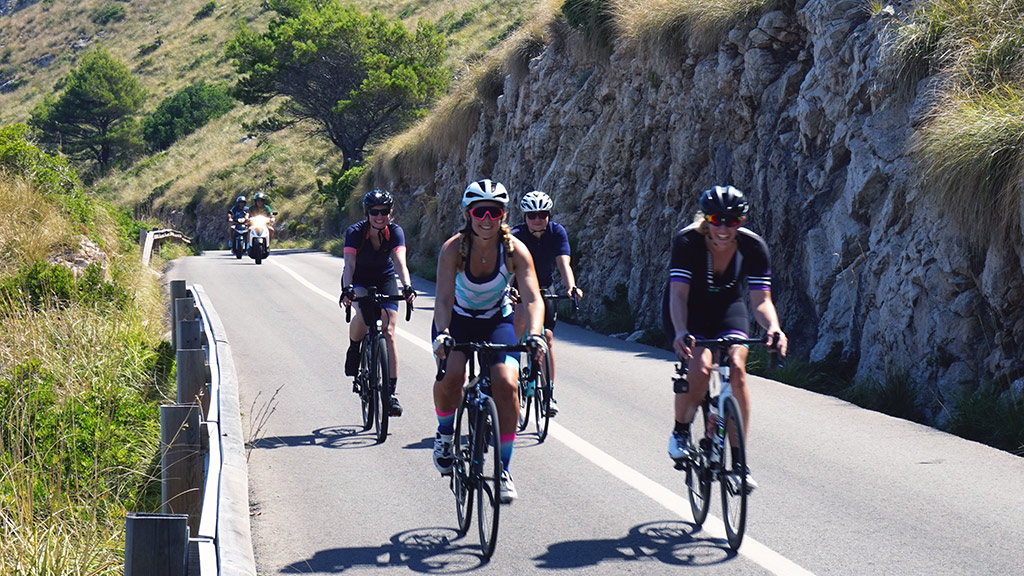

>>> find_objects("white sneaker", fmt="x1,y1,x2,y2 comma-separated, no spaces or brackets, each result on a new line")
433,432,454,475
499,470,518,503
744,467,759,492
668,430,690,461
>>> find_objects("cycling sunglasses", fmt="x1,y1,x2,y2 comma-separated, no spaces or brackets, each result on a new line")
525,211,550,220
367,208,391,217
705,213,744,227
469,205,505,221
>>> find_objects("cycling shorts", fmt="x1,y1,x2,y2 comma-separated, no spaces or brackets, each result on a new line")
433,312,520,371
354,274,400,318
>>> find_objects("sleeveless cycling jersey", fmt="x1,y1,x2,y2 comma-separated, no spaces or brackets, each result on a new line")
454,242,513,320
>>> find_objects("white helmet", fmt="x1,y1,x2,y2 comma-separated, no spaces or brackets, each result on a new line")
462,179,509,209
520,190,553,213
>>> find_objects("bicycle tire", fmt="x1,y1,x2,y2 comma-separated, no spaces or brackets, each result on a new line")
533,353,552,442
476,395,502,559
720,394,747,551
686,399,712,527
517,365,531,431
452,401,473,534
373,336,390,443
358,339,373,430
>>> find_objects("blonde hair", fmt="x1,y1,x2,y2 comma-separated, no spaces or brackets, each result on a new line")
694,211,709,236
457,213,515,272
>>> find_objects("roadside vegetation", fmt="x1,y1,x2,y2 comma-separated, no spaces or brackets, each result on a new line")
0,126,172,574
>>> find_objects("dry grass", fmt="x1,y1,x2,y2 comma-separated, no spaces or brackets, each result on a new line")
611,0,781,53
0,174,77,275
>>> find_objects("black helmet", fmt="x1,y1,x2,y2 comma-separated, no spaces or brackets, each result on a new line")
234,195,246,204
699,185,749,216
253,192,268,203
362,189,394,210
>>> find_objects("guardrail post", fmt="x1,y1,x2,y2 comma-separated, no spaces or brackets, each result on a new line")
125,512,189,576
162,404,203,533
177,348,210,416
170,280,187,349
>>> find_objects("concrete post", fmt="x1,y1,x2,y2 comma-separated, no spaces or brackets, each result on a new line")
161,404,203,532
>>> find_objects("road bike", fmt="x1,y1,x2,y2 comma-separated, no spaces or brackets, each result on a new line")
436,338,547,559
345,287,412,443
674,334,777,551
517,288,577,441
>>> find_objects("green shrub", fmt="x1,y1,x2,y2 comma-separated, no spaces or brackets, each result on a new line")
90,4,126,26
142,81,234,151
0,124,92,227
316,164,368,215
193,1,216,20
948,385,1024,455
0,262,129,311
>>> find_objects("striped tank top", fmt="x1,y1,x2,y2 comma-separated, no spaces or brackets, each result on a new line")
453,242,513,319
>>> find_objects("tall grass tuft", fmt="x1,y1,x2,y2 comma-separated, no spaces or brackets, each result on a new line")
887,0,1024,243
611,0,780,53
912,86,1024,239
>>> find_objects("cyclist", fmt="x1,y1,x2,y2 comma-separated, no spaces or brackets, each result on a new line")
226,195,249,247
665,185,787,490
432,179,545,503
511,190,583,416
339,189,416,417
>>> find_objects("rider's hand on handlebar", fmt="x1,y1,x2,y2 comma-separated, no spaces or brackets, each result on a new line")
433,332,453,361
340,285,356,308
569,286,583,299
673,331,694,360
766,330,788,358
402,284,417,302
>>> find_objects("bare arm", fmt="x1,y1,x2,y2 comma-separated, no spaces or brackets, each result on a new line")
669,281,692,358
392,246,415,301
750,290,787,357
511,237,544,337
433,235,461,338
555,254,583,298
340,252,357,306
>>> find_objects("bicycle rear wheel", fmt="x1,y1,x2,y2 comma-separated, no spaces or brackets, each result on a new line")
533,353,552,442
517,365,531,431
720,394,748,550
686,400,712,527
475,396,502,559
452,402,473,534
373,337,390,443
358,339,373,430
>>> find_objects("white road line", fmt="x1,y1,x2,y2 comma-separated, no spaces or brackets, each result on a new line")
275,258,816,575
550,423,816,576
271,259,431,352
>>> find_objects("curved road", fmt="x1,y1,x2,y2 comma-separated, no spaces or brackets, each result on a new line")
168,250,1024,575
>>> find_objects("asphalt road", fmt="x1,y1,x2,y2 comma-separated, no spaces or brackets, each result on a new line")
168,249,1024,575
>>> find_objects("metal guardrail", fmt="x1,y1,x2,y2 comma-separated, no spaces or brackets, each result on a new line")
124,280,255,576
141,228,192,266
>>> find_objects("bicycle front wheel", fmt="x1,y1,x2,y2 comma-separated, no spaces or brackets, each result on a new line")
475,396,502,559
517,365,531,431
686,400,712,527
358,340,373,430
373,337,391,443
720,394,748,551
452,401,473,534
533,353,552,442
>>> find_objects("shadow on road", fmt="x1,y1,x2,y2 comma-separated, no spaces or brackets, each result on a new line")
280,527,490,573
533,520,735,569
278,521,734,573
250,425,380,450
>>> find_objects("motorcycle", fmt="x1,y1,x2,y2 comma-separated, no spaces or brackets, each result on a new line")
247,213,276,265
230,216,249,259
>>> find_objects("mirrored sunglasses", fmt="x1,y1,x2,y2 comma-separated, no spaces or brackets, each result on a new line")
368,208,391,217
469,205,505,220
705,213,743,227
526,211,550,220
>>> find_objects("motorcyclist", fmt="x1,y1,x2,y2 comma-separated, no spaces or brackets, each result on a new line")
227,195,249,249
249,192,275,240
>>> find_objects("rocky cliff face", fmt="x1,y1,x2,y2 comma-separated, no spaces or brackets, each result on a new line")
382,0,1023,421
